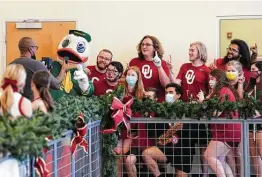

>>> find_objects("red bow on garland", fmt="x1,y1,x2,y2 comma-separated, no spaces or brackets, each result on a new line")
101,96,133,134
34,136,52,177
34,157,49,177
71,112,88,156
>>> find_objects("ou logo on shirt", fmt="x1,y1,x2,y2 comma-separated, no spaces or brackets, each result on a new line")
142,65,152,79
185,70,195,84
91,77,99,83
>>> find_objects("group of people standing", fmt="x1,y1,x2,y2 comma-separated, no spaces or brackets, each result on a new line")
0,34,262,177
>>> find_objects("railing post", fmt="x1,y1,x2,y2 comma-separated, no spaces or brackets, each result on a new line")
88,121,92,176
71,146,75,177
242,119,250,177
54,141,58,177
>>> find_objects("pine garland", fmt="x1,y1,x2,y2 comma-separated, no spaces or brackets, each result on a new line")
0,86,261,177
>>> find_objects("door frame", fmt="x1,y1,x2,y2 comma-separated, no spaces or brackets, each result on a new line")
216,15,262,59
2,19,78,71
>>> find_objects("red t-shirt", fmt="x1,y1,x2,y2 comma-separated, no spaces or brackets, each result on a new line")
129,58,170,102
210,87,241,142
93,79,118,96
121,112,154,152
215,58,252,83
176,63,210,102
87,65,106,83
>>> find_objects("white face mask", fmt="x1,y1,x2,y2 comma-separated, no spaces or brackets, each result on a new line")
165,93,175,103
209,80,216,89
126,75,137,86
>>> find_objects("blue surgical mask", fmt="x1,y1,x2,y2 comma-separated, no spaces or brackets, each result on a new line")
126,76,137,86
165,93,175,103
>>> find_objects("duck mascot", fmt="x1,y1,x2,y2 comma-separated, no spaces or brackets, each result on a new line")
50,30,94,101
39,30,94,177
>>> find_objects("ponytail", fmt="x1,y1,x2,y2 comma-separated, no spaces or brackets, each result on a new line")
39,87,54,112
0,85,14,114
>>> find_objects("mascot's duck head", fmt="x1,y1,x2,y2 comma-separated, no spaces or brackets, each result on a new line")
57,30,91,67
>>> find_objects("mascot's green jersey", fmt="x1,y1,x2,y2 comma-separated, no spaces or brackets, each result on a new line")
50,30,94,101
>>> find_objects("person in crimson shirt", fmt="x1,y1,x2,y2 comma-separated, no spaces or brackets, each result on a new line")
175,41,210,176
175,41,210,102
247,61,262,176
93,61,123,96
210,39,258,83
87,49,113,83
129,35,170,102
203,69,241,177
114,66,144,177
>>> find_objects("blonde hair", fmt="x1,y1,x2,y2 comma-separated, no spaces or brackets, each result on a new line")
190,41,208,63
226,60,243,76
124,66,144,100
0,64,26,113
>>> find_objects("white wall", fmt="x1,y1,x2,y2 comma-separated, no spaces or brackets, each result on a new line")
1,1,262,77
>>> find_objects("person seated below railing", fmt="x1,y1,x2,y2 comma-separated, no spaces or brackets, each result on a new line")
247,61,262,177
142,83,199,177
124,87,159,177
202,69,241,177
114,66,145,177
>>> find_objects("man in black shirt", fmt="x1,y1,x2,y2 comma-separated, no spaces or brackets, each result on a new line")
11,37,66,101
142,83,198,177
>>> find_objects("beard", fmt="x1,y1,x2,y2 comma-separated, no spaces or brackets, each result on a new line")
223,55,240,64
97,61,108,70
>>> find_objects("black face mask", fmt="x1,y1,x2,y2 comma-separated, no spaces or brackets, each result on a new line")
29,48,36,60
31,55,36,60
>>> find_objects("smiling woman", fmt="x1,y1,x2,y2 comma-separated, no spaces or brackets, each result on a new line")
129,35,171,102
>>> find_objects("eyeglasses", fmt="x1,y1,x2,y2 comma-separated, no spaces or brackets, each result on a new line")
227,47,239,53
30,46,39,50
141,43,154,47
98,55,111,62
106,69,118,74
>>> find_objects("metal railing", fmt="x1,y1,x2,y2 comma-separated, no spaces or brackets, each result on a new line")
2,118,262,177
0,120,101,177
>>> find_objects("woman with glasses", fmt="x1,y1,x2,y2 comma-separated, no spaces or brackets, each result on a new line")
128,35,170,102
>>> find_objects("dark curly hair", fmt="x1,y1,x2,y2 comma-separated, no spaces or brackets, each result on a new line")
224,39,251,69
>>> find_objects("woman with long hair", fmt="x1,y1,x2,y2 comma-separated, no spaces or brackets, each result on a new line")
114,66,145,177
204,69,241,177
248,61,262,177
31,70,54,113
0,64,32,118
129,35,170,102
225,60,245,100
124,66,144,100
225,60,245,177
